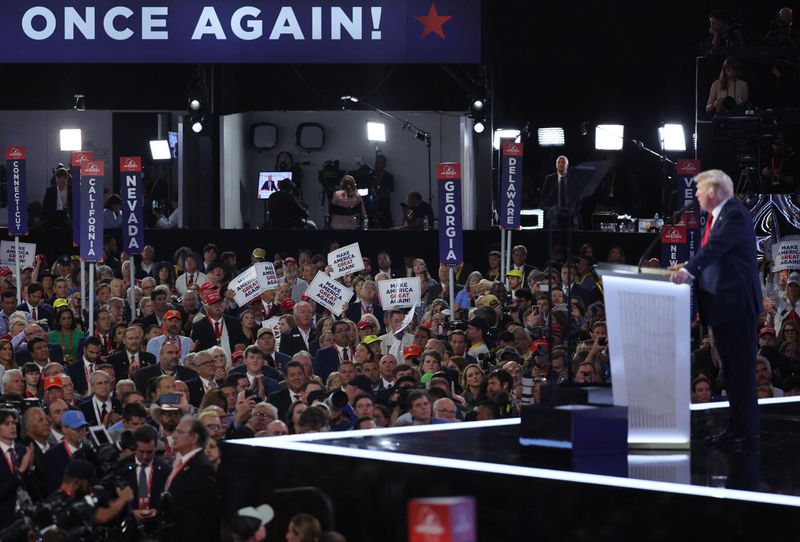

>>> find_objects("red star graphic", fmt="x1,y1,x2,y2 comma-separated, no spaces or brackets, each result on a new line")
416,3,453,39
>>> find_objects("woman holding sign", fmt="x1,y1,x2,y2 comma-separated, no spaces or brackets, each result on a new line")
329,175,367,230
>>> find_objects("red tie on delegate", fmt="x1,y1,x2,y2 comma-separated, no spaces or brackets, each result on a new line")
701,214,714,248
214,321,222,339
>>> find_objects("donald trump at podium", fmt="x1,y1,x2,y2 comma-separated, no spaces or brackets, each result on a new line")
670,169,762,449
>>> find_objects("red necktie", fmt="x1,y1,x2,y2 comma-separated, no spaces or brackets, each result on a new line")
214,321,222,339
100,404,108,424
188,274,195,285
32,308,37,321
6,448,17,473
701,214,714,248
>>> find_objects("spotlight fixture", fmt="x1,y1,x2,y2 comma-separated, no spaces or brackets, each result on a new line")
473,121,486,134
658,123,687,152
579,121,591,137
150,140,171,160
493,129,521,150
472,98,485,111
59,129,82,151
537,127,566,147
367,122,387,142
72,94,86,112
189,99,201,111
595,124,625,151
191,117,204,133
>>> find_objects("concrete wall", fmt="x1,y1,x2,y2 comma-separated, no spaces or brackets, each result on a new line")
219,110,470,229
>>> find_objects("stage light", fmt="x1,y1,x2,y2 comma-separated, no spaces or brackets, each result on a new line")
367,122,386,142
72,94,86,112
595,124,624,150
189,98,201,111
150,140,171,160
473,121,485,134
658,124,686,152
493,129,521,150
472,98,485,111
537,127,565,147
579,121,591,137
192,119,204,133
59,129,82,151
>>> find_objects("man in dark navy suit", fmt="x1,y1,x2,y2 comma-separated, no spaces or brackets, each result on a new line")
120,425,171,526
0,408,34,525
17,283,53,326
671,169,762,449
314,320,355,383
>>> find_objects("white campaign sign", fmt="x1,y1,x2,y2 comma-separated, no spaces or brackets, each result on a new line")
262,316,282,346
255,262,281,291
772,236,800,272
304,271,353,316
0,240,36,267
230,266,262,306
327,242,365,279
378,277,421,308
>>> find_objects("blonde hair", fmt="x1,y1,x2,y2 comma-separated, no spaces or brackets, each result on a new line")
695,169,734,198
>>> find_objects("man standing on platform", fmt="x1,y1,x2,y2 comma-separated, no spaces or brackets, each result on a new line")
670,169,762,449
539,155,575,230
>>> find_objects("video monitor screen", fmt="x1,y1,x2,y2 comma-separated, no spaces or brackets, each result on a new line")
258,171,292,200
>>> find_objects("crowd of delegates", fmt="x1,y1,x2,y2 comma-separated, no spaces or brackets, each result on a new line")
0,235,797,538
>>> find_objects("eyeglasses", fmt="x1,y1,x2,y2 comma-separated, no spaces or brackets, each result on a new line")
204,424,221,431
253,412,274,418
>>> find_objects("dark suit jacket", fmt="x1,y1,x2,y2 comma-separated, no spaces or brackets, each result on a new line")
165,451,220,542
0,441,27,525
279,326,315,356
267,387,294,420
120,456,171,510
24,440,50,503
539,172,575,209
134,364,198,396
191,315,246,353
77,395,122,426
106,349,157,382
314,345,353,383
42,185,73,227
346,302,385,332
684,200,762,327
65,360,91,396
229,365,282,396
17,303,53,324
16,344,64,367
43,442,73,493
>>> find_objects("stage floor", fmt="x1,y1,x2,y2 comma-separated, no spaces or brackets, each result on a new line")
225,397,800,541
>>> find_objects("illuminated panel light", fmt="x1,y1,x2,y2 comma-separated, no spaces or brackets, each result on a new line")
595,124,624,151
231,418,800,508
150,140,172,160
493,128,521,150
659,124,686,152
367,122,386,142
59,129,82,151
520,208,545,230
537,127,565,147
690,395,800,411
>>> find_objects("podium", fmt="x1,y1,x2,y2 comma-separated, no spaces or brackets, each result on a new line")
596,263,692,449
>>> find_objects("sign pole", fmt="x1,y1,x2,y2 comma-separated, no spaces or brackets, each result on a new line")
13,236,20,304
500,226,506,285
129,256,136,318
448,268,455,313
88,264,95,336
505,230,512,289
80,264,86,314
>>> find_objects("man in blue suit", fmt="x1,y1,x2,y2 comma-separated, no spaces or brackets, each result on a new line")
671,169,762,449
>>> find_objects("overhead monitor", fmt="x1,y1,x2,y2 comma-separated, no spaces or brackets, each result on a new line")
258,171,292,200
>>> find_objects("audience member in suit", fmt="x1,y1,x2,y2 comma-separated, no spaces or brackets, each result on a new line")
314,320,356,383
266,360,307,419
134,341,197,396
107,325,157,382
122,425,171,525
278,301,316,356
375,250,404,279
16,338,64,368
183,350,219,408
191,292,246,353
44,410,90,493
254,327,291,374
346,279,385,333
164,417,221,542
251,289,281,326
671,169,762,449
65,335,105,396
42,166,73,227
17,283,53,324
22,406,53,502
0,408,34,524
539,155,577,230
77,370,122,426
229,345,281,397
